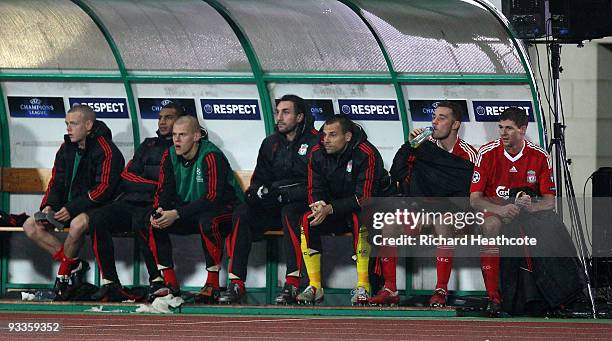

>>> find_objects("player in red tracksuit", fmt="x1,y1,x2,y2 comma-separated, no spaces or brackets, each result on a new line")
470,107,555,317
377,101,476,306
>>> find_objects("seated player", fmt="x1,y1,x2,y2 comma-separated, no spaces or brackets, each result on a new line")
220,95,319,304
146,115,244,303
285,115,391,305
470,107,555,317
22,104,124,299
87,103,184,301
381,101,477,306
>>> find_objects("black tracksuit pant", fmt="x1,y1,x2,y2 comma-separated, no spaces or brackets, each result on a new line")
88,200,160,284
143,208,233,272
283,206,359,254
227,202,305,281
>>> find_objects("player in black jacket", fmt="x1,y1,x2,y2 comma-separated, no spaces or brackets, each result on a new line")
219,94,320,304
286,115,390,305
87,103,184,302
22,105,124,300
147,115,243,303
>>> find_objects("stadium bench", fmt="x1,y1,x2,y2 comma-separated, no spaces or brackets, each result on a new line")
0,168,287,298
0,167,360,302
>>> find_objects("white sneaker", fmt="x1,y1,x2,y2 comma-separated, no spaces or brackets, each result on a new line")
296,285,324,305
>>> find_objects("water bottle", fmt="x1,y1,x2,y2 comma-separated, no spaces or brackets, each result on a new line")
410,126,434,148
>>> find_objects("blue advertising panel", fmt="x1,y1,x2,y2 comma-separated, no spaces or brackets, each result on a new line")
68,97,128,118
337,99,399,121
8,96,65,118
200,99,260,120
138,98,197,119
472,100,535,122
408,100,470,122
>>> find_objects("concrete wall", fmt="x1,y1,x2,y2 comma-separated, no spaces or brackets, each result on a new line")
526,38,612,197
487,0,612,197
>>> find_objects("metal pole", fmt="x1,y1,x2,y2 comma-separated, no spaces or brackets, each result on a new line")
550,42,564,216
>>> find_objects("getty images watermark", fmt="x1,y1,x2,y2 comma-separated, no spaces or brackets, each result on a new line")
370,208,537,247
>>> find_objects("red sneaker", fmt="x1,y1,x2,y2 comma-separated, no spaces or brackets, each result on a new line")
368,287,400,306
429,288,448,307
195,284,221,304
486,292,503,317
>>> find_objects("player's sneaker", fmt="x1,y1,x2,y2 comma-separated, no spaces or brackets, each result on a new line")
429,288,448,307
218,282,245,304
147,281,164,302
147,282,179,302
195,284,221,304
350,286,370,306
52,277,69,301
91,282,133,302
275,283,298,305
69,259,90,286
369,286,400,306
296,285,324,305
486,293,503,318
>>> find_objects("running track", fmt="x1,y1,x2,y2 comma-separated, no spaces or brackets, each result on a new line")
0,313,611,340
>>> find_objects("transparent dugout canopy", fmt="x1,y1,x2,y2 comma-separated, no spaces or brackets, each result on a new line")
0,0,528,76
81,0,251,74
0,0,118,72
353,0,526,75
217,0,389,74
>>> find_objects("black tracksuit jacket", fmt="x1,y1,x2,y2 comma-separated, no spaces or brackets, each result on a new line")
119,130,173,203
40,120,124,216
247,113,319,204
307,125,389,217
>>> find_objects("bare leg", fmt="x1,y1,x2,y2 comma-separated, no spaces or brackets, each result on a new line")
64,213,89,258
22,216,62,255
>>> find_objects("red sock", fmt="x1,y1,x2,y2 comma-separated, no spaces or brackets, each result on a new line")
480,246,500,300
231,279,245,293
381,257,397,292
206,271,220,289
435,246,455,291
57,255,77,277
52,246,65,262
162,268,179,290
285,276,300,289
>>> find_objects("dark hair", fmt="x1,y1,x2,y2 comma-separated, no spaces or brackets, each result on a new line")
436,101,463,122
161,102,186,116
324,114,354,134
279,94,305,115
499,107,528,128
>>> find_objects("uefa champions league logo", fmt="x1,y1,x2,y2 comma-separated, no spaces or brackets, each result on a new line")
203,104,213,114
30,98,42,105
161,99,172,106
476,106,486,115
341,105,351,114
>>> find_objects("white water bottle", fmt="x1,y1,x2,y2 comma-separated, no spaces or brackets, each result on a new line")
410,126,434,148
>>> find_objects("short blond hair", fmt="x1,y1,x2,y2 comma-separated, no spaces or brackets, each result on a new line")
174,115,200,133
68,104,96,122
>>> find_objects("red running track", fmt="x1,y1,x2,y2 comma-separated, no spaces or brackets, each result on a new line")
0,313,610,340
